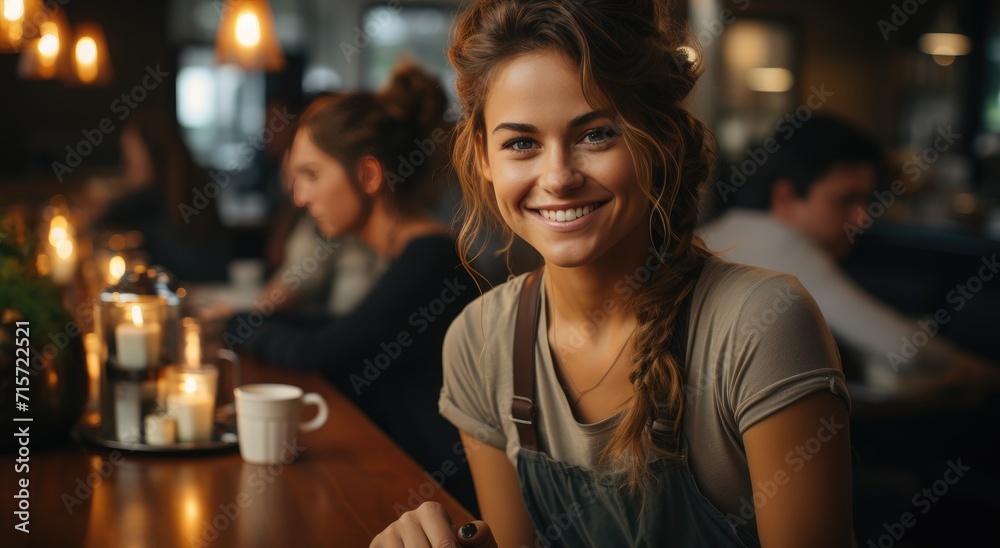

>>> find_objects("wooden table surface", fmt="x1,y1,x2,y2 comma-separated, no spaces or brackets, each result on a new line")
1,359,473,548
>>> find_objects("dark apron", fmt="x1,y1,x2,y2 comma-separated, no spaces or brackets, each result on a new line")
510,268,759,547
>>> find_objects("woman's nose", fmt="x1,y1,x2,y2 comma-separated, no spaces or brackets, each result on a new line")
292,181,309,208
538,149,584,195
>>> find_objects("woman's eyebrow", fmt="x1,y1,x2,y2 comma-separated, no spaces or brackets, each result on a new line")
492,122,537,134
568,109,612,128
492,110,614,135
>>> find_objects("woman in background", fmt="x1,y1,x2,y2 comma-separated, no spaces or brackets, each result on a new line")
227,61,478,512
96,110,232,282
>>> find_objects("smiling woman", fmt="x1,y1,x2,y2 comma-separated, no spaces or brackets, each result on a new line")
371,1,854,547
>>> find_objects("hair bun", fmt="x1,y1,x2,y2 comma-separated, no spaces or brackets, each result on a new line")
376,60,448,132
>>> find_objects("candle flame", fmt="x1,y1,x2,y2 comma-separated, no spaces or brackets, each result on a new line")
109,255,126,282
49,215,69,247
235,12,260,47
55,239,73,259
130,305,143,328
183,376,198,394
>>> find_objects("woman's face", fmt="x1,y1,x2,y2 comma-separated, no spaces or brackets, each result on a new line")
120,128,154,190
289,129,365,238
478,50,649,268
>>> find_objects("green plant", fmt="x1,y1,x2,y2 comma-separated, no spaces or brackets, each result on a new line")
0,215,68,336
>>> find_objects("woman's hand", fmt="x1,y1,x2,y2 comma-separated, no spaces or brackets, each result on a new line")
370,502,498,548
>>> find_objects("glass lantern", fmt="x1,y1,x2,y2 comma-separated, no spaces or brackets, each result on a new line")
94,266,182,442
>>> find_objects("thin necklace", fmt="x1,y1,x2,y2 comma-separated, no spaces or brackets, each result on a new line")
553,320,632,406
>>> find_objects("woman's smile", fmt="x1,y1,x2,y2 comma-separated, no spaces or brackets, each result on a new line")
529,200,609,230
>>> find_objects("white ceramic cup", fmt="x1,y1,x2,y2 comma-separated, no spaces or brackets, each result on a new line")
234,384,329,464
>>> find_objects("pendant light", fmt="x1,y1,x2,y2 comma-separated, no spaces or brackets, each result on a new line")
215,0,285,72
0,0,41,53
16,5,70,80
72,22,112,85
918,6,971,67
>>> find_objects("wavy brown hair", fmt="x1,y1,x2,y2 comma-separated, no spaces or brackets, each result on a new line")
449,0,715,490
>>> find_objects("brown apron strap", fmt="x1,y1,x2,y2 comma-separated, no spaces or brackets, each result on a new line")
511,267,544,451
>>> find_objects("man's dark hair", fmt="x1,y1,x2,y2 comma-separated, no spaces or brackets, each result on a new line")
734,115,885,210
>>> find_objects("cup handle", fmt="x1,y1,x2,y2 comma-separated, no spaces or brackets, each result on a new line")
300,393,328,433
215,349,242,417
216,349,242,389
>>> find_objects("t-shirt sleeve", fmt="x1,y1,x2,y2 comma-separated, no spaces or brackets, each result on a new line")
438,300,508,450
727,274,851,434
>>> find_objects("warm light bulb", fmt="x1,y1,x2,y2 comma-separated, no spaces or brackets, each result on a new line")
75,36,96,64
183,377,198,394
55,239,73,259
235,12,260,47
130,305,144,328
38,33,58,57
4,0,25,22
75,35,99,83
109,255,126,281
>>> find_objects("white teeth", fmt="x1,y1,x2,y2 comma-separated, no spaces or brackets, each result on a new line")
538,203,601,222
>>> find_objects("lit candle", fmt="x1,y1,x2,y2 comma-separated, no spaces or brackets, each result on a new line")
144,413,177,446
167,376,215,443
47,216,77,285
107,254,127,285
83,332,101,410
115,305,161,370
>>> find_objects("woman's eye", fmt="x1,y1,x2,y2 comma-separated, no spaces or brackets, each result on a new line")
582,127,619,145
502,138,536,152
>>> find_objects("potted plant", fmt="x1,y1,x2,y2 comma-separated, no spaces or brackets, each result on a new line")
0,214,87,449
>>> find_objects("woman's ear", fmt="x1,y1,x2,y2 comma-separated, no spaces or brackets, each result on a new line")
356,156,384,195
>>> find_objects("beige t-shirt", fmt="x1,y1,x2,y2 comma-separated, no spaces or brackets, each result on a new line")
439,256,851,532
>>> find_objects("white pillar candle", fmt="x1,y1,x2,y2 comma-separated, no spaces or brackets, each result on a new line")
115,305,161,370
144,414,177,446
167,375,215,443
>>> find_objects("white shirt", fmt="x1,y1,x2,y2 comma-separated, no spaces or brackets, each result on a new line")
698,209,960,374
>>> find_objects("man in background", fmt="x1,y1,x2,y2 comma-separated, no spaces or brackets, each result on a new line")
698,115,997,390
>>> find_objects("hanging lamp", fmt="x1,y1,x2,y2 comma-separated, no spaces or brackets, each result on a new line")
16,5,71,80
0,0,42,53
215,0,285,72
918,6,971,67
72,22,113,85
